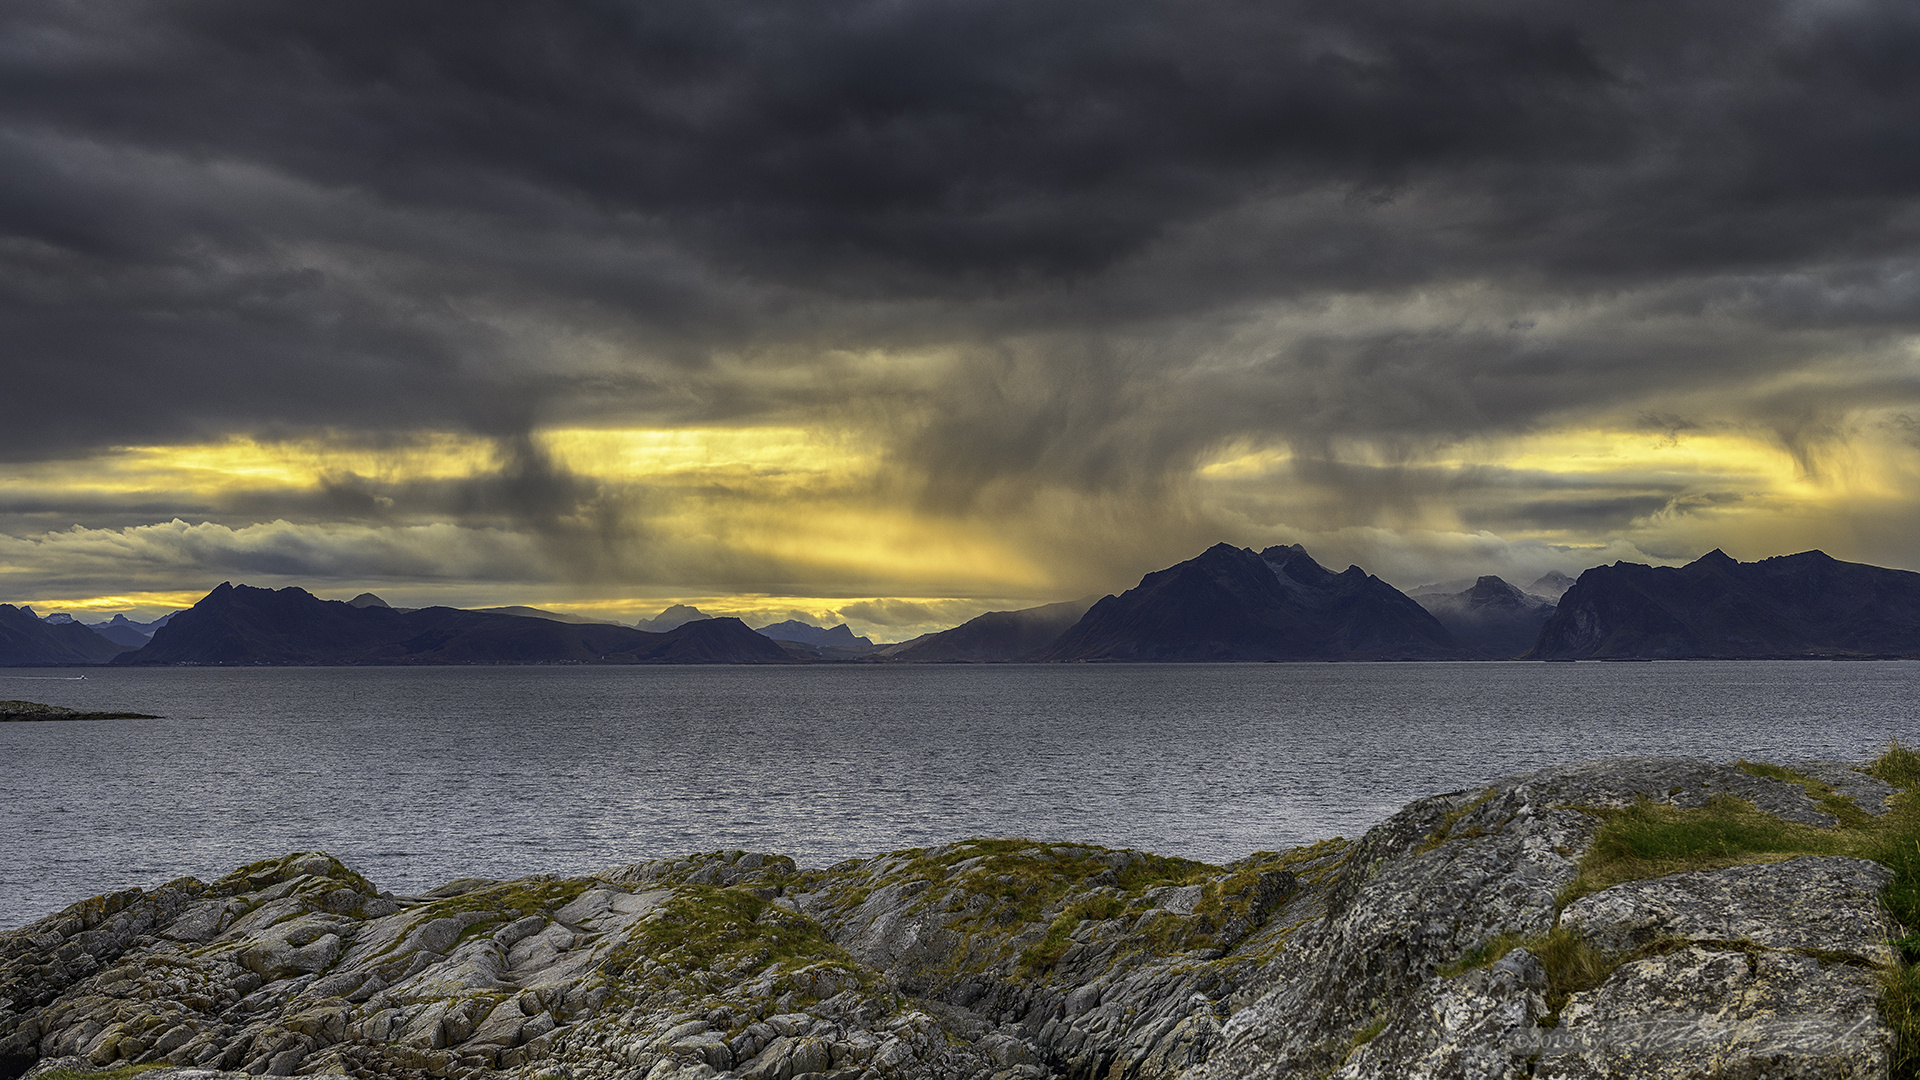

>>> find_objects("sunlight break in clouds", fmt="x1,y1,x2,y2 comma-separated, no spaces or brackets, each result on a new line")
9,405,1920,628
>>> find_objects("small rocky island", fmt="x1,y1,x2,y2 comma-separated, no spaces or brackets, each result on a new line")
4,754,1916,1080
0,701,159,722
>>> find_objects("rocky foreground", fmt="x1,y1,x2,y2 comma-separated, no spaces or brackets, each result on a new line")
2,757,1913,1080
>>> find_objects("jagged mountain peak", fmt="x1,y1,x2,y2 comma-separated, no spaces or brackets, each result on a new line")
1040,543,1459,661
756,620,874,649
1526,570,1577,599
1413,575,1557,659
636,603,712,633
1258,543,1332,581
1465,576,1533,606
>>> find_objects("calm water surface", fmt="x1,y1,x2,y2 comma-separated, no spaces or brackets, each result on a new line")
3,662,1918,929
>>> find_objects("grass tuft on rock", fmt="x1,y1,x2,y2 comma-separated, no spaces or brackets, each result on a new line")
1871,740,1920,791
1439,926,1625,1022
1736,759,1877,828
1883,960,1920,1080
1859,742,1920,958
1438,931,1526,977
1565,744,1920,941
1017,894,1130,973
1858,740,1920,1079
1414,789,1500,855
1560,795,1845,906
1531,925,1628,1015
1336,1013,1390,1067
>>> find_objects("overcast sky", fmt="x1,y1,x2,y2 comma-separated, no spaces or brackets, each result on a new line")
5,0,1920,636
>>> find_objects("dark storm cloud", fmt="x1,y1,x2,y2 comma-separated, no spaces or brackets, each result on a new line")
3,0,1624,275
4,0,1920,520
92,0,1918,282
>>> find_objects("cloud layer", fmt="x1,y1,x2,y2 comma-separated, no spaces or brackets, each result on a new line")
5,0,1920,622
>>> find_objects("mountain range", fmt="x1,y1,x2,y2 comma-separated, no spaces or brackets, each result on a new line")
15,608,175,651
7,545,1920,665
113,583,794,665
1532,549,1920,659
0,605,131,665
86,613,172,648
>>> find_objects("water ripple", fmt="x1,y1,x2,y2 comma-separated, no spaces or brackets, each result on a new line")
1,661,1916,927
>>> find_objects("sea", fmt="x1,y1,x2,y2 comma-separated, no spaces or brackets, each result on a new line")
3,661,1918,930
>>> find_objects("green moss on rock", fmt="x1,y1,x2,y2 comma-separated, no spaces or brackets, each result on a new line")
208,852,376,898
595,884,872,1008
1736,760,1876,828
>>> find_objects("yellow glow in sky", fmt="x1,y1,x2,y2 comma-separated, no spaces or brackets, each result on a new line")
1474,425,1913,506
0,434,505,502
12,591,210,616
154,434,505,485
1200,425,1898,503
0,426,875,502
45,423,1857,516
537,426,873,482
1491,429,1796,480
11,412,1920,627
